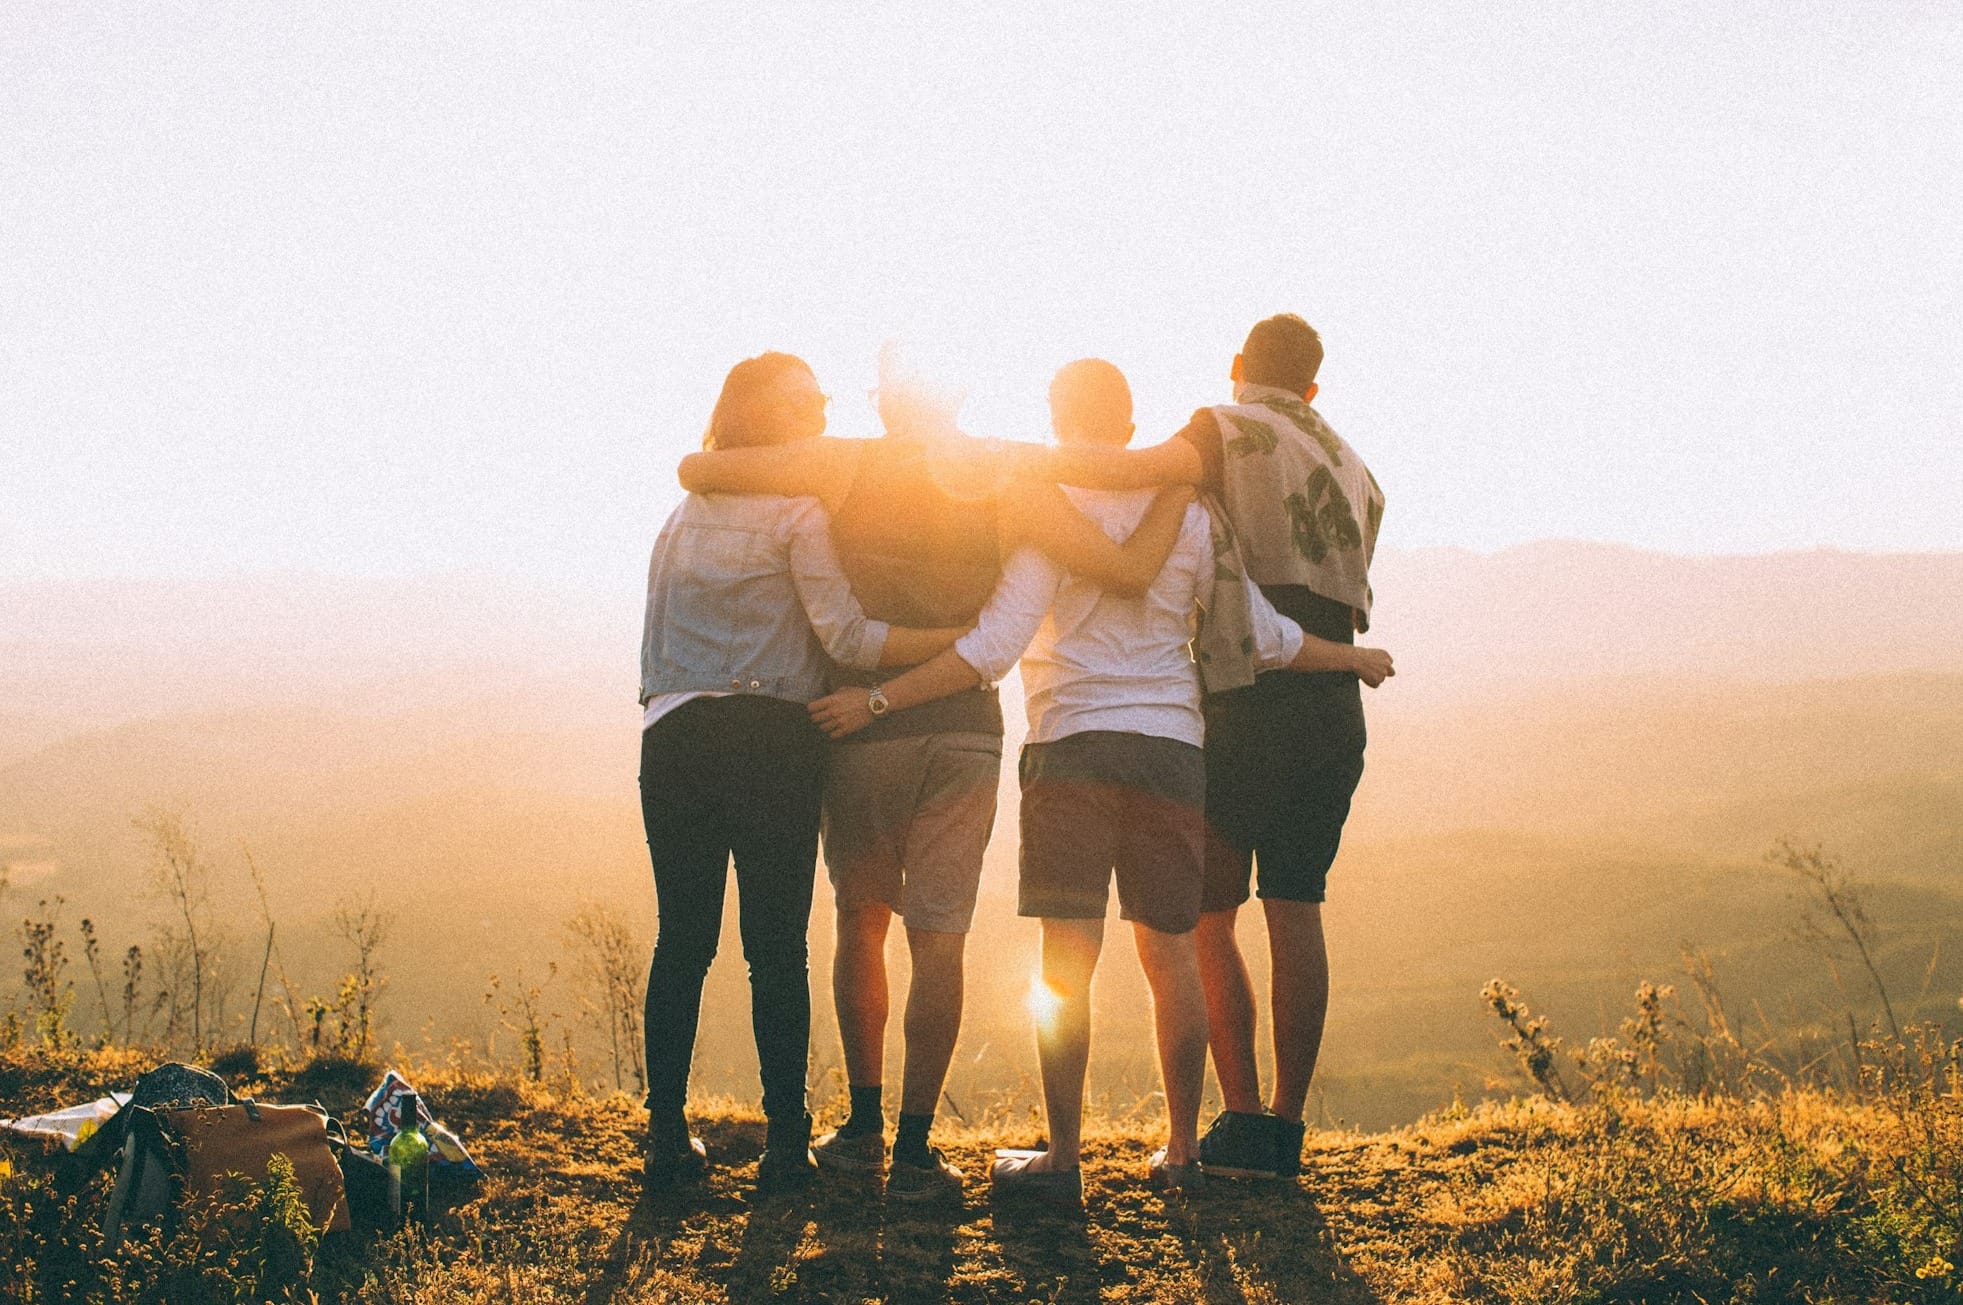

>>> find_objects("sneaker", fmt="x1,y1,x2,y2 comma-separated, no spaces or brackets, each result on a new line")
813,1127,887,1174
1148,1147,1206,1194
1197,1110,1281,1180
1274,1118,1307,1180
887,1147,966,1204
644,1132,707,1192
989,1148,1082,1206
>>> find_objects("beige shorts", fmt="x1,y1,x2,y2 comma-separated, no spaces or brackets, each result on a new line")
821,730,1002,934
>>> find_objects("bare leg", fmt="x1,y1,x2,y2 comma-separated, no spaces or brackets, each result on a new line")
899,926,968,1116
1195,906,1263,1114
1132,923,1208,1165
1026,917,1102,1171
1264,899,1328,1122
832,903,892,1091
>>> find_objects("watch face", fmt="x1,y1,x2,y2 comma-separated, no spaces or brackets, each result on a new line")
868,688,889,716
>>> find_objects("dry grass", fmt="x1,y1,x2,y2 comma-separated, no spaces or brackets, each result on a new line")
5,1048,1960,1302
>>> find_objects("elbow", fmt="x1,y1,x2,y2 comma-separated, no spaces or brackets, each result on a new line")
676,454,708,492
833,633,885,673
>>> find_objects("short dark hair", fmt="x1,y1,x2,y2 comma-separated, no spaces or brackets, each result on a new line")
1240,314,1323,393
1048,358,1133,445
703,351,813,450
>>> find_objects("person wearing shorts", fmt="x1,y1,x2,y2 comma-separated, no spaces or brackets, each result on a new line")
678,348,1193,1200
1030,315,1392,1180
810,359,1378,1194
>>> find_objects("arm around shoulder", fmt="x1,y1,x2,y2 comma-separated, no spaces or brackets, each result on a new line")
1040,437,1204,491
999,480,1193,597
678,437,860,504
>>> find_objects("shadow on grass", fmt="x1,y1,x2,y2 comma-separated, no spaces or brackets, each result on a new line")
1171,1181,1383,1305
991,1200,1101,1304
864,1197,960,1302
595,1118,965,1303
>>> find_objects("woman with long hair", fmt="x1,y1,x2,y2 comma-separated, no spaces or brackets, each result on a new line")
637,351,964,1193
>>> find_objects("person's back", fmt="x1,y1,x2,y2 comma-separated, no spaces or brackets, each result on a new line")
826,435,1004,740
1012,485,1211,745
641,492,889,706
1201,384,1381,644
1181,314,1381,1181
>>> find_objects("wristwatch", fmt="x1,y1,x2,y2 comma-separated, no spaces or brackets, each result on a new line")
867,685,890,717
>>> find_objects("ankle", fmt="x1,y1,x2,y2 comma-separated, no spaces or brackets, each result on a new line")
1035,1145,1079,1171
893,1111,934,1167
839,1084,884,1138
766,1112,812,1147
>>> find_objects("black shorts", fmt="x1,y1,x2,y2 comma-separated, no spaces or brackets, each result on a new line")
1017,731,1206,936
1201,669,1366,911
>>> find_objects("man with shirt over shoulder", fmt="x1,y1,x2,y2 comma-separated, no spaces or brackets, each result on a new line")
808,357,1390,1197
1028,316,1388,1181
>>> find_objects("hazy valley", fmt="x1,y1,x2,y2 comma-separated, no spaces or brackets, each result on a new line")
4,543,1959,1130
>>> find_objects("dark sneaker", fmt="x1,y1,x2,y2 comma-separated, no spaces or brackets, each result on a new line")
757,1114,817,1195
1148,1147,1206,1194
813,1127,887,1174
756,1144,817,1194
989,1149,1082,1206
644,1133,707,1192
1197,1111,1281,1180
888,1147,965,1204
1274,1118,1307,1179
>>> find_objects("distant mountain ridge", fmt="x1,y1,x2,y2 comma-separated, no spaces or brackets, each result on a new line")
1367,541,1963,695
6,544,1957,748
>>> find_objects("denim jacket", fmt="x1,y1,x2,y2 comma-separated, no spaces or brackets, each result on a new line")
639,493,892,705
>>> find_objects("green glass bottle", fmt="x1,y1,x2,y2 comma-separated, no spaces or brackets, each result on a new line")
386,1091,431,1225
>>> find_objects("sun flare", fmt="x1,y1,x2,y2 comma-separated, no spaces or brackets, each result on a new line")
1025,973,1065,1033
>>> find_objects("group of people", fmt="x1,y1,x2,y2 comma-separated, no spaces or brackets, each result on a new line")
635,314,1392,1204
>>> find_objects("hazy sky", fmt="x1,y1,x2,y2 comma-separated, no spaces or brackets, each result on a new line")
5,2,1959,591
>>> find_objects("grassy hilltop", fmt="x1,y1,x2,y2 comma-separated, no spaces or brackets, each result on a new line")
3,1040,1959,1304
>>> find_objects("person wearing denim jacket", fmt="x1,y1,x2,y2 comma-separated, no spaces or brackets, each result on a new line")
638,352,965,1196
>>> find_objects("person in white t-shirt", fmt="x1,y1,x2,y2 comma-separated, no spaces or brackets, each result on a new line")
807,360,1392,1198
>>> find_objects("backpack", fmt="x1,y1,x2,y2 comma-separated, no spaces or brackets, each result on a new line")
102,1099,352,1244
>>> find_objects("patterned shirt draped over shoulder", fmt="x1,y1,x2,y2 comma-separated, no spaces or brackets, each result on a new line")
1209,382,1384,631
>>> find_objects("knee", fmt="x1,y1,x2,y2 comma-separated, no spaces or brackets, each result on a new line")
742,932,809,983
649,933,717,981
1137,930,1200,985
1195,909,1241,952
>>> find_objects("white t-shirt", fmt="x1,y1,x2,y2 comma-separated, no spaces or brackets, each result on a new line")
641,691,729,732
951,489,1305,748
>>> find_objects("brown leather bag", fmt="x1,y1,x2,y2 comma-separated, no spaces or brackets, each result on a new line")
158,1100,352,1233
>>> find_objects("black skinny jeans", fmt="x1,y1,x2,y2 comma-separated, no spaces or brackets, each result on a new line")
640,694,825,1128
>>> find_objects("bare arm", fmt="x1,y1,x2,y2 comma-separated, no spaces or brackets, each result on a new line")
998,481,1193,597
1289,636,1395,687
1240,567,1396,687
809,546,1058,739
1031,437,1205,491
808,645,986,740
678,437,862,509
877,626,968,667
